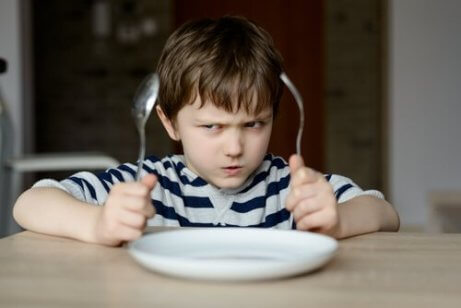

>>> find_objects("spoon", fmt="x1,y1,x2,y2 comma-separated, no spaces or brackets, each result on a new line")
132,73,160,181
280,72,305,156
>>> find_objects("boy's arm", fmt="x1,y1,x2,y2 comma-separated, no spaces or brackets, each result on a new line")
334,195,400,239
13,187,102,243
13,174,157,246
286,154,400,239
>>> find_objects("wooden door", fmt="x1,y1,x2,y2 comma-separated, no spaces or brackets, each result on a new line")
174,0,324,170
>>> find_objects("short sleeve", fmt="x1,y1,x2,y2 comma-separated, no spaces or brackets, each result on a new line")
32,174,104,205
326,174,384,203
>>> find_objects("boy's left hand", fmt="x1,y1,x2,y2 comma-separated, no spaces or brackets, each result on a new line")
285,154,339,237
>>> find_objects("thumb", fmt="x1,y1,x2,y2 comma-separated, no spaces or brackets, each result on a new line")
141,174,157,191
289,154,305,174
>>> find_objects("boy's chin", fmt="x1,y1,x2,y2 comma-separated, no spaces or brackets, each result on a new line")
210,177,247,190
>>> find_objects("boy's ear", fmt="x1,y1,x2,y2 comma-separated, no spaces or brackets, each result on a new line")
156,105,180,141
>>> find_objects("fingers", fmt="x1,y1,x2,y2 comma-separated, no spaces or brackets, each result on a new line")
286,178,331,211
111,182,151,197
110,175,157,214
111,194,153,216
291,197,323,221
95,175,158,246
119,210,147,229
285,185,317,211
141,174,157,190
144,202,156,218
110,224,143,242
94,206,144,245
287,156,330,212
295,208,338,233
106,178,156,226
112,174,157,197
286,156,338,235
289,190,337,234
289,154,305,174
291,168,320,187
289,155,321,187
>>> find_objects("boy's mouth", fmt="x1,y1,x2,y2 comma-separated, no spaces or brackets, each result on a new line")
222,166,242,176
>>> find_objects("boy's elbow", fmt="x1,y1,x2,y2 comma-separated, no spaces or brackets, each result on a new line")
391,206,400,232
380,198,400,232
13,188,44,227
12,189,32,226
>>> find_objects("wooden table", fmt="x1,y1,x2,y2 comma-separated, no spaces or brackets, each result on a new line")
1,229,461,307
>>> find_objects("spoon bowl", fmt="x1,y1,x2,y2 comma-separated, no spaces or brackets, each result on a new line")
132,73,160,181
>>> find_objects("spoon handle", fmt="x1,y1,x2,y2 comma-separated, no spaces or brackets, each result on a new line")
280,72,305,156
135,126,146,181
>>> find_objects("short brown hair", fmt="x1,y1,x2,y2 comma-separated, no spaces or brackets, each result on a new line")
157,16,284,120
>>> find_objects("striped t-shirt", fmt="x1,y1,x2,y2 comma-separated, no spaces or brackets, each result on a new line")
33,154,383,229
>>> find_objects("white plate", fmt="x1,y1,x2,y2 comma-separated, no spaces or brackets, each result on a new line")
128,228,337,281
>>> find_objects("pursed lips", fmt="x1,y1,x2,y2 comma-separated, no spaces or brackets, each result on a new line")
222,165,243,176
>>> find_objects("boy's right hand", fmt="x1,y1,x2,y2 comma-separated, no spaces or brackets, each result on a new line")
91,174,157,246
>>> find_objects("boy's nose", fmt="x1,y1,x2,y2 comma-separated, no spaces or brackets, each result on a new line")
224,131,243,157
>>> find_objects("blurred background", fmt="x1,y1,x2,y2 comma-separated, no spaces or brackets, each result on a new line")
1,0,460,237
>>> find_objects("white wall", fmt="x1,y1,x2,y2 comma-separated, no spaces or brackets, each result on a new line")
0,0,24,155
0,0,31,235
389,0,461,228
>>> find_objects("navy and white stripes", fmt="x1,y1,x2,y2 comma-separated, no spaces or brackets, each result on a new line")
33,154,383,229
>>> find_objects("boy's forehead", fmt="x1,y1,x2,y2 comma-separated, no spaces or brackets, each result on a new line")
188,94,272,118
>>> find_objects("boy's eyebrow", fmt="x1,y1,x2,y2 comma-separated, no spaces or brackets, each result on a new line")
249,112,273,122
254,112,273,120
194,113,273,124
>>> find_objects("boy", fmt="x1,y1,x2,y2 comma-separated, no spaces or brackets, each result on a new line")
13,16,399,246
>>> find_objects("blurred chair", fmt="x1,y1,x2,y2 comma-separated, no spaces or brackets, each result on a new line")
0,58,120,237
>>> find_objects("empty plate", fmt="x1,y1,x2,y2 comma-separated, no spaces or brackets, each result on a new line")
128,228,337,281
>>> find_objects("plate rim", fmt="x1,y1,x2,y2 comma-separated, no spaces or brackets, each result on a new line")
128,228,338,281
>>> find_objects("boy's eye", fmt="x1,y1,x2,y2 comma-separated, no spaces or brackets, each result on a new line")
245,121,264,128
202,124,220,130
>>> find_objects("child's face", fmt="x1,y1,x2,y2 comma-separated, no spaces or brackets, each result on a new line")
158,95,273,189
